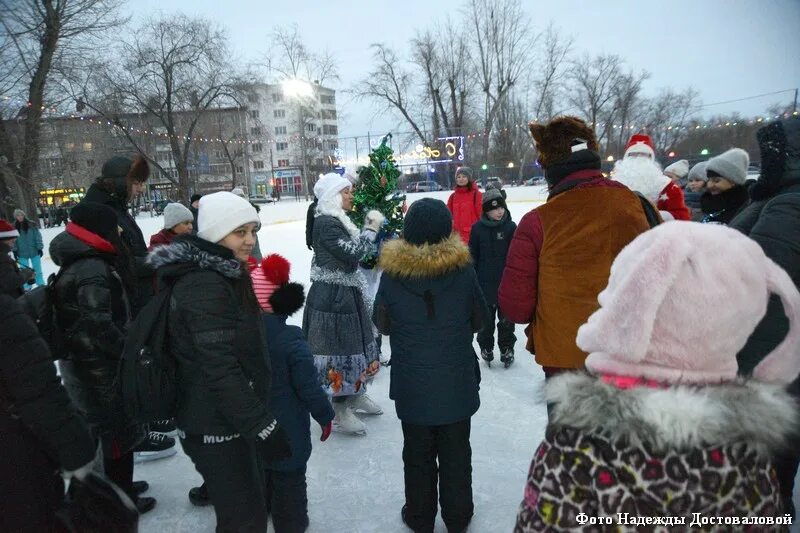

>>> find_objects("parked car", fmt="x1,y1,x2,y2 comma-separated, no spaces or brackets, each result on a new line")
249,194,276,204
525,176,546,186
406,180,443,192
484,177,503,190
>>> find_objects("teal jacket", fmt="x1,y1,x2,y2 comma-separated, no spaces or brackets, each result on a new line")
13,220,43,258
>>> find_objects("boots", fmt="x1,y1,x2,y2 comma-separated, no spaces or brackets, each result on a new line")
332,401,366,435
480,348,494,367
348,394,383,415
500,348,515,369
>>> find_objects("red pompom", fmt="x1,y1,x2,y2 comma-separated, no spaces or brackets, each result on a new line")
260,254,291,285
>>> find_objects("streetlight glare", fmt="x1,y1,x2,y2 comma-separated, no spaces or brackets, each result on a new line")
282,78,314,98
507,162,514,168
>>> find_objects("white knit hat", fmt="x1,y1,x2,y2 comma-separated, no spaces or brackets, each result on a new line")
197,191,259,244
663,159,689,179
313,173,351,203
706,148,750,185
230,187,247,199
163,202,194,230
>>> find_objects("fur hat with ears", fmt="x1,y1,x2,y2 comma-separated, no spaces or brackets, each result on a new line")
98,155,150,200
529,116,598,168
577,222,800,385
250,254,305,315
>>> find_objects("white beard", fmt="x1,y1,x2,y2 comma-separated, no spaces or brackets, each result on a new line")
612,157,671,202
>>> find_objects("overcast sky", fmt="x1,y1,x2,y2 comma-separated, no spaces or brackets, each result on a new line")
126,0,800,139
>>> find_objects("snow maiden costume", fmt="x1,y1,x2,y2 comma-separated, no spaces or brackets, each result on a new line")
303,173,384,434
515,222,800,532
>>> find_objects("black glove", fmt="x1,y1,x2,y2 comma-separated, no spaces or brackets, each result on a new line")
255,421,292,462
38,250,43,257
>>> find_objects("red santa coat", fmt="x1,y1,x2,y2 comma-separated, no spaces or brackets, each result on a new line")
447,184,483,243
656,181,691,221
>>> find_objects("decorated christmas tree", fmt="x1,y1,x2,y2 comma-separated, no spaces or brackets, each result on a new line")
349,133,406,268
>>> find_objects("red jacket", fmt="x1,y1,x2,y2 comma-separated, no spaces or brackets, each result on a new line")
656,181,691,221
148,229,176,251
447,184,483,243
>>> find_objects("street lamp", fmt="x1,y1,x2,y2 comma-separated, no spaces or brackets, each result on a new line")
282,78,314,199
700,148,710,156
606,155,615,162
507,162,514,168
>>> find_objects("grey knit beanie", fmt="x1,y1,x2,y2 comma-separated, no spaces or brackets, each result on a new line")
688,162,709,182
13,208,25,218
706,148,750,185
455,166,473,181
163,202,194,230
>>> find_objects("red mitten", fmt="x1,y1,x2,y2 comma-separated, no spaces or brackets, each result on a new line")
320,422,332,442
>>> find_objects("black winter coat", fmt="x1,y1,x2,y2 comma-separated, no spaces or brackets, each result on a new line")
147,236,277,439
305,199,317,249
374,235,487,426
82,183,153,314
700,185,749,225
0,241,26,297
262,313,334,472
469,213,517,306
0,266,95,472
731,117,800,376
50,230,145,458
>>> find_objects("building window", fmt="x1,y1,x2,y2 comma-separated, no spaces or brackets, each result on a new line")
251,127,262,136
322,109,337,120
214,150,223,159
277,159,290,167
86,159,95,167
69,161,77,171
83,142,93,151
249,110,259,119
276,142,288,151
306,123,316,133
253,160,264,170
274,109,286,119
247,93,259,103
320,94,335,105
236,166,244,173
272,93,283,103
328,141,338,150
274,126,287,135
252,143,263,153
322,125,338,135
65,142,75,151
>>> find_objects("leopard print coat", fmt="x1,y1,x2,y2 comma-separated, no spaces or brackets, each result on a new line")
515,373,799,533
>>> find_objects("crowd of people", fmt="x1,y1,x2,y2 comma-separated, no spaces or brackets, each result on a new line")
0,114,798,533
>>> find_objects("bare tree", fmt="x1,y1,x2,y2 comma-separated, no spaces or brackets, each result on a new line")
568,53,625,148
609,70,650,154
266,24,339,85
0,0,125,221
530,24,573,121
88,14,241,201
466,0,536,160
640,87,701,155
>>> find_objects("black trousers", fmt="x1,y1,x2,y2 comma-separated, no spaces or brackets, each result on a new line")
104,451,134,496
0,415,65,532
264,467,309,533
401,418,473,533
181,436,267,533
775,378,800,508
476,305,516,352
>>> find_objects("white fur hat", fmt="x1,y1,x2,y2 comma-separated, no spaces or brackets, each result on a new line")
313,172,351,203
163,202,194,230
197,191,259,244
578,222,800,385
664,159,689,179
706,148,750,185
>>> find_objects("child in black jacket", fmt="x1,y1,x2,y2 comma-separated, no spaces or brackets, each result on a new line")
469,188,517,367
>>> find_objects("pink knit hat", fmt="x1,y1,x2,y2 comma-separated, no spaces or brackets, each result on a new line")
250,254,305,316
577,222,800,384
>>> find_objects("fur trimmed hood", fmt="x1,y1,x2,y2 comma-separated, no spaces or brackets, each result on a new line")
546,372,800,457
146,237,243,279
378,234,471,278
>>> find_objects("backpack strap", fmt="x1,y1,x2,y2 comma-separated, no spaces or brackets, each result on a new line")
636,192,663,228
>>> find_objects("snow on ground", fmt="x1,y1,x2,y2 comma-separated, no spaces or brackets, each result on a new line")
36,186,800,532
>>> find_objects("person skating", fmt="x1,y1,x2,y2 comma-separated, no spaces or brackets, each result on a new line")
12,209,45,287
446,166,483,243
469,188,517,368
498,117,652,395
147,191,290,532
613,134,691,221
684,161,708,221
731,117,800,519
515,222,800,531
701,147,751,225
49,202,156,514
148,202,195,250
0,220,34,297
251,254,335,532
303,173,384,436
374,198,488,533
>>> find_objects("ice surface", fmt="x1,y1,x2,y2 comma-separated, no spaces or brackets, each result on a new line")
35,186,799,532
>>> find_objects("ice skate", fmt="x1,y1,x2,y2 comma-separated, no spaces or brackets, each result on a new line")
480,348,494,367
332,402,366,435
348,393,383,415
500,348,515,369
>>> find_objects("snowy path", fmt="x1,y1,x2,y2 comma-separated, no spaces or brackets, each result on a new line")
34,186,800,532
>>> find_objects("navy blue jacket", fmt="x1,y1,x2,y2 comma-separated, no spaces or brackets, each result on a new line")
261,312,334,472
468,213,517,306
374,235,487,426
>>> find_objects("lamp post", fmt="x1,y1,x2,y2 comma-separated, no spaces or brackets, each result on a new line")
282,79,314,200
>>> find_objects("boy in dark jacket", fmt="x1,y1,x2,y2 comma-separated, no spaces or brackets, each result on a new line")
469,188,517,368
374,198,487,533
251,254,334,532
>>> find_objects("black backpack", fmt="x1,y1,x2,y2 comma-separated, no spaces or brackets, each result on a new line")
119,283,177,423
17,272,66,359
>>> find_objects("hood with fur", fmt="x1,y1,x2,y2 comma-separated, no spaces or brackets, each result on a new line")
546,372,800,458
146,236,243,280
378,234,471,279
612,157,671,202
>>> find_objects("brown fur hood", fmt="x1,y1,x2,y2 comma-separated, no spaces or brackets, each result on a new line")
378,234,472,279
